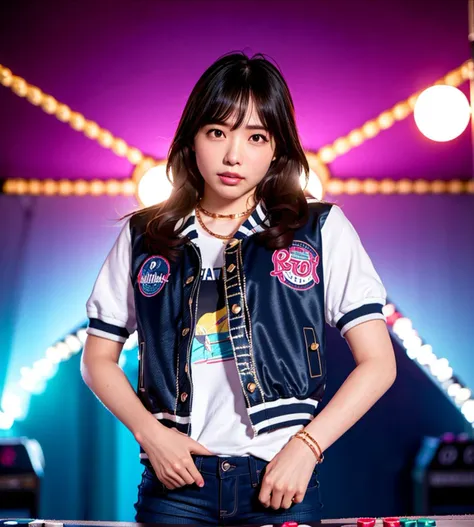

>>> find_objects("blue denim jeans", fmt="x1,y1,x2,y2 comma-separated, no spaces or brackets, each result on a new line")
134,454,323,525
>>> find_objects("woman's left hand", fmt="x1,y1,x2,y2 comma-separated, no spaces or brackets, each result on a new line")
258,435,318,510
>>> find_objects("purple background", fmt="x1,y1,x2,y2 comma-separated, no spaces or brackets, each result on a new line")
0,0,473,519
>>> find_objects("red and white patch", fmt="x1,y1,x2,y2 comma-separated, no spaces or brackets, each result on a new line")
270,240,320,290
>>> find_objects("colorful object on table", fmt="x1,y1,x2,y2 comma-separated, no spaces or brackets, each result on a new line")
357,518,377,527
400,519,418,527
417,519,436,527
383,518,401,527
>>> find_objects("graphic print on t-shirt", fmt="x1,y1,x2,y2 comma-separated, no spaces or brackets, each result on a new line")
191,266,234,365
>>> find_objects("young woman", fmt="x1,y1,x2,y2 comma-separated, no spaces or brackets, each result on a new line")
81,51,396,525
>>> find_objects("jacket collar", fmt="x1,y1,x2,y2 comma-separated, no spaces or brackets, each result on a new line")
175,200,270,241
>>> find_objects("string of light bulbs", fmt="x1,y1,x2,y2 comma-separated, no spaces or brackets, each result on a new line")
1,60,473,197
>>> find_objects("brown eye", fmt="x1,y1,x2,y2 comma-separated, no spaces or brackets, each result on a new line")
207,129,224,138
250,134,269,143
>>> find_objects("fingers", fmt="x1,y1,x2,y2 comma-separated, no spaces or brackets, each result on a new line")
280,487,296,509
259,479,273,508
292,491,304,504
270,486,286,510
191,441,213,456
259,478,302,510
163,472,187,489
187,460,205,487
160,458,204,490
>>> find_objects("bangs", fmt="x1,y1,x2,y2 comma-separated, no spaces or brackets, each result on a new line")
196,81,274,135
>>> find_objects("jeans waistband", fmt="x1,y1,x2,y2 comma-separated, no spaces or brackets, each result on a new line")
191,454,268,488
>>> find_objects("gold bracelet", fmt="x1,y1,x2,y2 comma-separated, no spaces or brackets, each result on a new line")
294,430,325,463
294,434,322,463
297,430,324,462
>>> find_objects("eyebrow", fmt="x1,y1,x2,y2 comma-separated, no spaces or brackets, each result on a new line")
208,119,268,131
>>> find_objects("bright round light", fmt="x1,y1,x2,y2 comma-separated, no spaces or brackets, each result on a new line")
414,85,471,142
1,392,25,420
416,344,436,366
406,347,420,360
461,399,474,423
456,387,472,404
137,165,172,207
403,334,422,351
0,411,14,430
46,345,64,364
20,377,46,395
392,317,413,338
32,358,58,380
448,383,462,397
65,335,82,353
55,342,73,360
430,357,449,377
405,335,422,360
382,304,396,317
436,366,453,383
300,169,323,199
76,328,88,344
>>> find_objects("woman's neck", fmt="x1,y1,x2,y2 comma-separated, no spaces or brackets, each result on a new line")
199,188,257,215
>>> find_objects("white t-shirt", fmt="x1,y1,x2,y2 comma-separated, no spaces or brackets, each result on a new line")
86,203,387,462
188,220,305,461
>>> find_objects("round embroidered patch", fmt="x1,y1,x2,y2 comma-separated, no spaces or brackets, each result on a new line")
270,240,320,291
138,256,171,297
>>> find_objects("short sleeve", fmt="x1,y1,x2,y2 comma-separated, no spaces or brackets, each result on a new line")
86,219,136,343
323,205,386,337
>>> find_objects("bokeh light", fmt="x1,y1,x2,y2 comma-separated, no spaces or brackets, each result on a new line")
414,85,471,142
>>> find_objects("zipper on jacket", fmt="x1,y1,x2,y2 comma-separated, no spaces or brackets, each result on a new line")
185,242,202,435
138,341,146,392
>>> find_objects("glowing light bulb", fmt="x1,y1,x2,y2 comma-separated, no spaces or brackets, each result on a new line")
414,85,471,142
300,169,323,199
448,383,462,398
0,411,14,430
455,388,472,404
382,304,396,317
392,317,413,338
461,399,474,423
137,165,172,207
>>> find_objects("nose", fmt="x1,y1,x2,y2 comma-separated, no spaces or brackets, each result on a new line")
223,137,242,166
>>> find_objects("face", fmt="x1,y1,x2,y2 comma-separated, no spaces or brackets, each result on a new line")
193,98,276,207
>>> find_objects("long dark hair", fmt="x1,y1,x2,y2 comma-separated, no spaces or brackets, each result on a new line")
131,51,310,261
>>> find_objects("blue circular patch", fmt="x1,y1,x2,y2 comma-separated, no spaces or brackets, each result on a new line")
138,256,171,297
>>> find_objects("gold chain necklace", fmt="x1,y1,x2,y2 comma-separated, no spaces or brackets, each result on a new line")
197,201,256,219
195,207,240,241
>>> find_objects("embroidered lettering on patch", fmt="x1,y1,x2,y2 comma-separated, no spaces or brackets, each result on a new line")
138,256,170,297
270,240,320,290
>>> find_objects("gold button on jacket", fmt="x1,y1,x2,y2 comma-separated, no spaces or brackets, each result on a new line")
231,304,242,314
247,382,256,393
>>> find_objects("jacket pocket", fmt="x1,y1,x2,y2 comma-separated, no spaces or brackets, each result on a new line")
139,341,146,392
303,327,322,378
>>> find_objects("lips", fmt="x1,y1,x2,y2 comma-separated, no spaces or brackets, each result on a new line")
217,172,244,179
217,173,244,186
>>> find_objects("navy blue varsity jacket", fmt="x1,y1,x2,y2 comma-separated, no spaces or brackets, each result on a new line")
86,200,386,437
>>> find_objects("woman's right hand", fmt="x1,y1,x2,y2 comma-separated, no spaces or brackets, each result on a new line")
139,424,213,490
